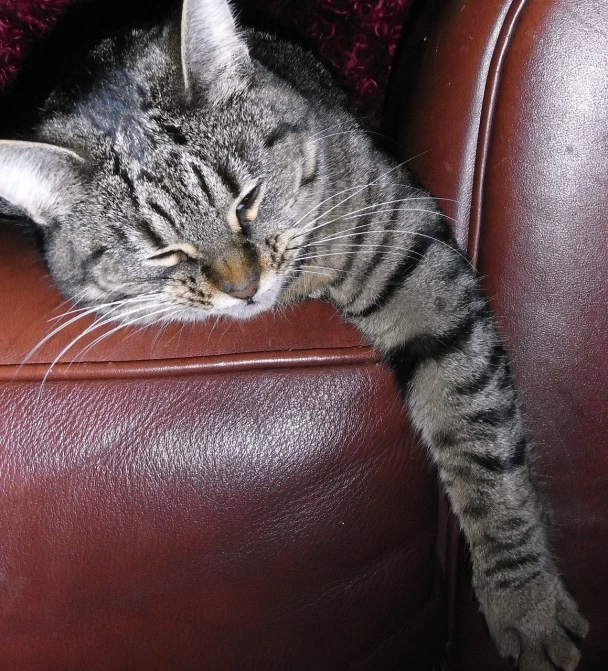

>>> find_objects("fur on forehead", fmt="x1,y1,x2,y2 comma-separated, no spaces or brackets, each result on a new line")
180,0,252,104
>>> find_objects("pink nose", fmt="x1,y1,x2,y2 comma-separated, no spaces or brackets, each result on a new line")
221,274,260,300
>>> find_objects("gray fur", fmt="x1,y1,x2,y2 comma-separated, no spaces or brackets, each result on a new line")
0,0,588,667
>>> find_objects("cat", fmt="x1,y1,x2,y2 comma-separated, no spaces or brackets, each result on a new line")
0,0,589,668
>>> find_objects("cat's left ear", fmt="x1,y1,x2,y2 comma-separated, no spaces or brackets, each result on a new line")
180,0,252,103
0,140,85,226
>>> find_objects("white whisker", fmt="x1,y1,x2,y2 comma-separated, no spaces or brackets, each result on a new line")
309,118,367,139
283,267,337,278
18,305,111,373
37,302,169,392
309,129,386,143
288,156,425,238
299,226,473,268
70,304,177,366
297,250,406,262
290,200,454,243
48,293,161,321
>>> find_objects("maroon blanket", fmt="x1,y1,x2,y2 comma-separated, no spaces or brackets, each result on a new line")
0,0,73,89
0,0,412,120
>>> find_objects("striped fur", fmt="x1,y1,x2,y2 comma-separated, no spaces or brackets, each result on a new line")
0,0,588,667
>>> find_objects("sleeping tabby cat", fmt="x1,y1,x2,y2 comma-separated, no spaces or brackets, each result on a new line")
0,0,589,667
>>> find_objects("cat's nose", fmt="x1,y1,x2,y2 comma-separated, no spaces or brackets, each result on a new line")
220,271,260,300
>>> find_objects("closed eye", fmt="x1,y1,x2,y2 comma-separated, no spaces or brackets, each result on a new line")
144,243,198,267
235,181,263,228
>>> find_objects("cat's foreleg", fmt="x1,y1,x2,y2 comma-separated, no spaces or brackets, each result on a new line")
341,218,589,670
399,338,589,671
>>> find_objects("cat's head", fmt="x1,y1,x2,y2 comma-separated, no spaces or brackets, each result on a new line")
0,0,341,323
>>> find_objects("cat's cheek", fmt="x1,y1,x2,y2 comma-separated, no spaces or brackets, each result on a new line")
257,272,281,297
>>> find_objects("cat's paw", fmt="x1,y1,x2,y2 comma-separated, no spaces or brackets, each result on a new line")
480,577,589,671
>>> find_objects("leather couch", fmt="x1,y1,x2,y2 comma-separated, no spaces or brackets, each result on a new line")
0,0,606,669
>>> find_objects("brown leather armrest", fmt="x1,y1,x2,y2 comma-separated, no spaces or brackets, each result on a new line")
388,0,608,668
0,7,446,667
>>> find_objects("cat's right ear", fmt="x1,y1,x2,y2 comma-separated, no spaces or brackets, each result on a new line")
180,0,252,104
0,140,85,226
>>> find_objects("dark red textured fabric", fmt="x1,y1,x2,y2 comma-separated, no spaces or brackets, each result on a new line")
245,0,413,121
0,0,75,88
0,0,413,120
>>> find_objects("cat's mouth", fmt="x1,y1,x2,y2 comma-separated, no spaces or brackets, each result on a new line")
216,285,280,320
205,270,284,321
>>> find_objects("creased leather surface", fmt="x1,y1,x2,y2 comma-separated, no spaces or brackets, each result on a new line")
0,366,443,670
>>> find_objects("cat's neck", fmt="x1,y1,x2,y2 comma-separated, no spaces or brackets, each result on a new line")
282,131,433,303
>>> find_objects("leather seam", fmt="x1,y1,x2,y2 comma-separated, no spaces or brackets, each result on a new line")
0,345,379,382
468,0,531,269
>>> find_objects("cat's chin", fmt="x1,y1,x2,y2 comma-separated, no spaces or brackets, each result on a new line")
215,298,274,321
205,287,280,321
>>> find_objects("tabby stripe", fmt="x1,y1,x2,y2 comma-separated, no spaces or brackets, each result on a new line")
347,236,432,317
481,525,536,553
140,169,162,186
495,569,542,591
300,163,318,187
461,501,491,521
217,164,240,197
468,452,509,473
282,259,304,289
110,225,128,243
135,219,167,249
329,215,372,289
484,552,540,578
385,312,479,392
468,402,517,427
467,442,526,473
159,122,187,145
341,211,400,309
502,515,529,532
192,165,215,206
431,429,458,449
90,246,108,261
433,422,498,451
80,245,108,278
441,464,476,481
454,341,507,395
348,220,454,318
512,437,527,467
111,148,137,203
148,201,177,230
329,186,375,290
265,122,302,148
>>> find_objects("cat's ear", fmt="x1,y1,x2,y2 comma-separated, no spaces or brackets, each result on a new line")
0,140,85,226
180,0,252,103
